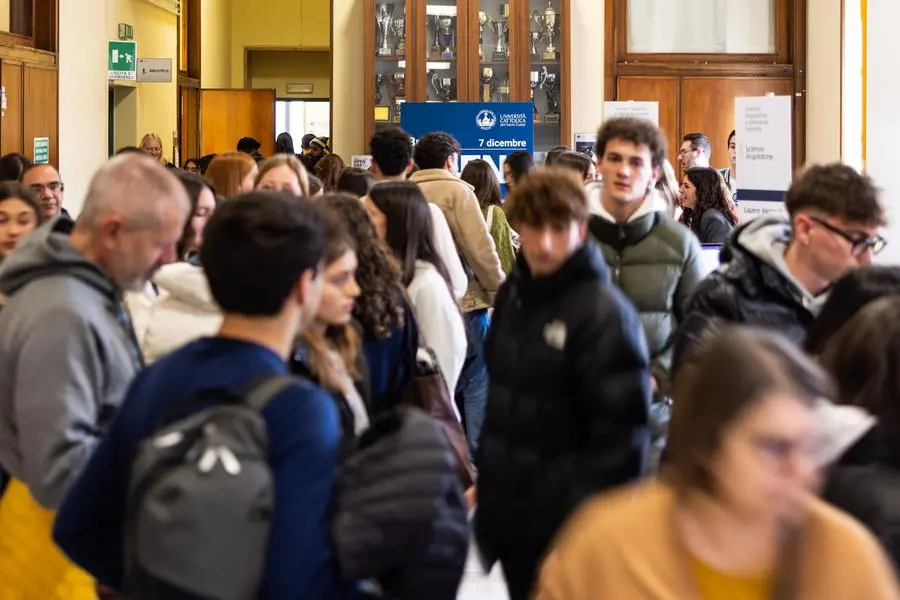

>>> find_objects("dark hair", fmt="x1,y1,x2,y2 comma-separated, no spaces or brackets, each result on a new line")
301,133,316,151
0,153,32,182
337,168,375,197
182,157,200,170
413,132,460,170
275,132,295,155
506,169,589,227
368,182,453,293
307,174,323,196
321,192,405,338
196,154,218,174
174,171,217,259
370,127,413,176
115,146,143,156
681,167,740,230
727,130,736,147
597,118,667,169
554,151,593,182
460,159,501,208
314,155,346,193
682,133,712,156
504,151,535,183
200,191,327,316
819,298,900,449
0,181,42,223
785,163,884,225
545,146,570,166
804,266,900,355
666,327,833,496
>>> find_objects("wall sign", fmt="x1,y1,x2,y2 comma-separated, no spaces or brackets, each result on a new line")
602,101,659,126
351,155,373,170
33,137,49,165
108,40,137,81
401,102,534,194
137,58,173,83
735,95,793,221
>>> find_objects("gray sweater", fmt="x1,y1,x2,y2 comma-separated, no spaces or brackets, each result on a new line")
0,218,142,508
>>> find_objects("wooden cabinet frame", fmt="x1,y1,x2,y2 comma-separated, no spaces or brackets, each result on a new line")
364,0,571,149
605,0,806,166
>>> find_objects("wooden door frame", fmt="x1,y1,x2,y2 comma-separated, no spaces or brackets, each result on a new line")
604,0,806,166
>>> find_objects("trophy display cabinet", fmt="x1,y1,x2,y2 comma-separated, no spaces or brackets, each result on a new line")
364,0,571,156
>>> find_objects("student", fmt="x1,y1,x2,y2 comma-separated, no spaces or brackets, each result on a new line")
256,154,310,197
0,182,42,265
502,150,535,192
461,159,517,275
476,169,651,600
206,152,259,199
679,166,740,245
54,191,356,599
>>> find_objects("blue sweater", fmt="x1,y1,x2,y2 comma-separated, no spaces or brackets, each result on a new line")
53,337,353,599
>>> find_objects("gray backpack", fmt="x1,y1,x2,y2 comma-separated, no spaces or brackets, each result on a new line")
125,374,296,600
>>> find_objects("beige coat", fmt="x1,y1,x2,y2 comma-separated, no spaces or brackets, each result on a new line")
536,481,900,600
409,168,504,311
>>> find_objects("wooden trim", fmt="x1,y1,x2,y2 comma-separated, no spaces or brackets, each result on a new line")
187,0,201,80
791,0,806,166
178,74,200,88
560,0,571,146
0,42,56,67
363,0,374,144
0,31,33,49
243,47,250,88
604,0,616,101
616,62,794,77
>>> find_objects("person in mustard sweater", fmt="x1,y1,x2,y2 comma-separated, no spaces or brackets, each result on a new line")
536,327,900,600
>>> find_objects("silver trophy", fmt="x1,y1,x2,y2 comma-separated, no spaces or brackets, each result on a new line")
375,4,395,56
438,16,455,58
428,15,442,57
492,4,510,61
391,19,406,55
541,67,560,123
530,70,546,123
375,73,386,105
478,11,492,60
430,72,454,102
390,72,405,122
496,79,510,101
538,2,559,60
530,29,542,58
481,67,495,102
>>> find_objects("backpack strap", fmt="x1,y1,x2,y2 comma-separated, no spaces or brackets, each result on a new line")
242,374,298,412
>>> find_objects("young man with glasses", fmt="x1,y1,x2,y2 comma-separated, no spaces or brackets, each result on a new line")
674,163,886,371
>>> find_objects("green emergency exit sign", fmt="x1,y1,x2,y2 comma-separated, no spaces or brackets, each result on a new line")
108,40,137,81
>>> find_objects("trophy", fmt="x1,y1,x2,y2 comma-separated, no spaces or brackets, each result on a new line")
529,70,545,123
478,11,492,60
428,16,442,57
538,1,559,60
438,16,455,59
375,4,394,57
496,79,510,101
390,18,406,55
430,72,454,102
542,68,560,124
390,72,405,123
375,73,385,105
481,67,495,102
529,29,542,58
492,4,510,61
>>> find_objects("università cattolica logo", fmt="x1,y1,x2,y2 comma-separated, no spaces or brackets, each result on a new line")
476,110,497,130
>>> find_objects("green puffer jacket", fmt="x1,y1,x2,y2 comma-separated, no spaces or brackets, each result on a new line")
589,211,705,390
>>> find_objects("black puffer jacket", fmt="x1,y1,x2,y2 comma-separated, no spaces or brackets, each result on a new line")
673,217,818,373
825,424,900,572
475,243,652,561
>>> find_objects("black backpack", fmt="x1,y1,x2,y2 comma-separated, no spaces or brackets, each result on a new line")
125,374,295,600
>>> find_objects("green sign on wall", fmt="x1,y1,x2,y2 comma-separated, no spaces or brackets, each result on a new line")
33,137,49,165
108,40,137,81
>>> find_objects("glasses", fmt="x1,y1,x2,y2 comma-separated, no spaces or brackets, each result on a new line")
810,216,887,256
28,182,64,193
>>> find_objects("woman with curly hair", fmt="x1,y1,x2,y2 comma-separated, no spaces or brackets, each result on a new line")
320,192,412,415
315,154,346,193
679,166,740,244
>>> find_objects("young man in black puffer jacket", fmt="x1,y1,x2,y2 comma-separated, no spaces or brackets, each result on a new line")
475,170,652,600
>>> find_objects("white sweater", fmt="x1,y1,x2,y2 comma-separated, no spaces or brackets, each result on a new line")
407,260,467,418
127,262,223,364
429,203,468,302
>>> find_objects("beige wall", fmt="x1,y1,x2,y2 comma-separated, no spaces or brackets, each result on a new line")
806,0,842,164
570,0,605,144
0,0,9,32
202,0,233,88
248,50,330,98
332,0,363,158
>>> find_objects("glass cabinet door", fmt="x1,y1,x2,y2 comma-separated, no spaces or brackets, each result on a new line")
475,1,512,103
529,0,562,154
373,1,409,130
424,0,459,102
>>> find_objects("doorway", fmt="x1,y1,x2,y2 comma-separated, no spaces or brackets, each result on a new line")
276,100,331,146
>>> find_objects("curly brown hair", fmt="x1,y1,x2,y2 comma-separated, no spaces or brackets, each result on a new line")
320,192,405,338
314,154,346,193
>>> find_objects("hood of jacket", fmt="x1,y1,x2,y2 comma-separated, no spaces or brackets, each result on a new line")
510,241,610,304
720,217,828,316
152,262,217,312
590,188,669,224
0,217,118,300
408,168,475,191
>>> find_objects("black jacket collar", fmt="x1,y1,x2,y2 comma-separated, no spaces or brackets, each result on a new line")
588,212,661,251
511,242,610,304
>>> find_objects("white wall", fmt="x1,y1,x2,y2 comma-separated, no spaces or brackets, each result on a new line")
570,0,604,143
866,0,900,264
59,0,111,216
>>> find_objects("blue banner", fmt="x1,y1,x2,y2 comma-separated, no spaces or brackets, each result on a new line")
401,102,534,193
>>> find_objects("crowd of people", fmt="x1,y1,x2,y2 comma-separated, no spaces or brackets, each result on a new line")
0,115,897,600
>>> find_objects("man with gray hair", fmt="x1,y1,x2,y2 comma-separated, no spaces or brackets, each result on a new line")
0,153,188,509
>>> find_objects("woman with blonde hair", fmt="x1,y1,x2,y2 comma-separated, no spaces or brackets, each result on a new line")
656,159,681,219
255,154,310,197
204,152,258,199
139,133,174,168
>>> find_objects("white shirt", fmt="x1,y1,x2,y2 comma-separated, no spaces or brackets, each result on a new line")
407,260,467,419
429,203,468,301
